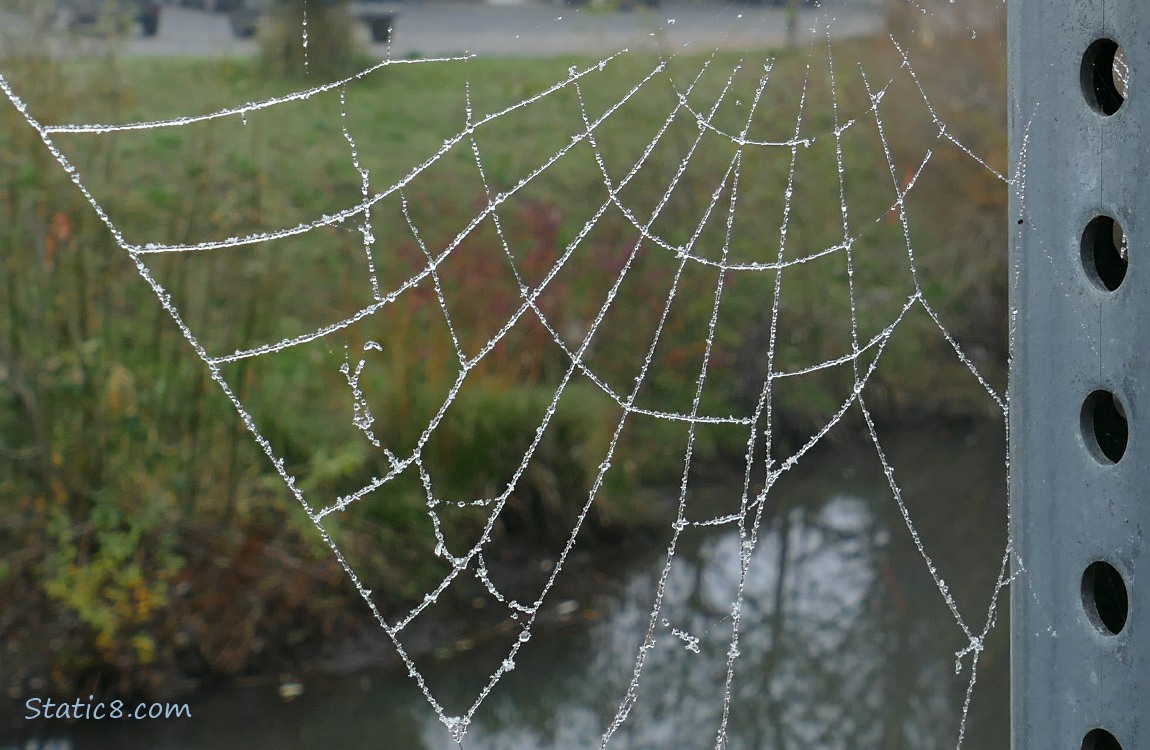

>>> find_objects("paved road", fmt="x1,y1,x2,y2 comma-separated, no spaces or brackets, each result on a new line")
1,2,883,59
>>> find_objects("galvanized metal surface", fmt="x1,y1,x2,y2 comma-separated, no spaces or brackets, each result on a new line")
1010,0,1148,747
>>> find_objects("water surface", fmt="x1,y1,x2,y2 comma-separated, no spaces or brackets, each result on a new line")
6,420,1009,750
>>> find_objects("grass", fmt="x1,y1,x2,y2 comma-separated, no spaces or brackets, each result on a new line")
0,23,1007,700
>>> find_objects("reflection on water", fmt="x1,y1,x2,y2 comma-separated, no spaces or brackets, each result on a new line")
5,423,1008,750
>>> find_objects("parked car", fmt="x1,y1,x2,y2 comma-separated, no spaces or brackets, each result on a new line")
229,0,402,43
56,0,161,36
351,0,403,43
227,0,261,36
562,0,659,6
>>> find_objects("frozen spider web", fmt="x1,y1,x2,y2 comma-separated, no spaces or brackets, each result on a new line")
1,2,1017,747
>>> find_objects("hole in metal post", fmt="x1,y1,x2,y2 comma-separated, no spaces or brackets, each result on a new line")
1082,39,1126,115
1082,561,1129,636
1081,390,1129,463
1082,216,1129,291
1082,727,1124,750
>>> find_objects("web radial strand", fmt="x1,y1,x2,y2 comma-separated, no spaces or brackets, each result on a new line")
711,61,812,748
339,86,383,304
400,190,467,364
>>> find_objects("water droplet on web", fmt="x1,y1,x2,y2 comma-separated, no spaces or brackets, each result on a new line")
672,628,701,654
443,716,467,743
518,630,531,643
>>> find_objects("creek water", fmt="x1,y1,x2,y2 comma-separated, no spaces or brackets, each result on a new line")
6,419,1009,750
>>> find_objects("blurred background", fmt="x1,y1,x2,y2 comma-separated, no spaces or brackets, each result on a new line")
0,0,1009,747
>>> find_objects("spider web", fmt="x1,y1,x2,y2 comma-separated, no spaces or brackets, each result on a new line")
0,2,1015,746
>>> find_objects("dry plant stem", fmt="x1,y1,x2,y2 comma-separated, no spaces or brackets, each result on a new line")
0,338,51,483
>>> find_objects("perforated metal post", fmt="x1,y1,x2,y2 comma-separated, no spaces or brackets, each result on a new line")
1010,0,1147,748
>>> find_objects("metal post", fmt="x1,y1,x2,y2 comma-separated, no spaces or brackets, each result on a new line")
1010,0,1147,747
